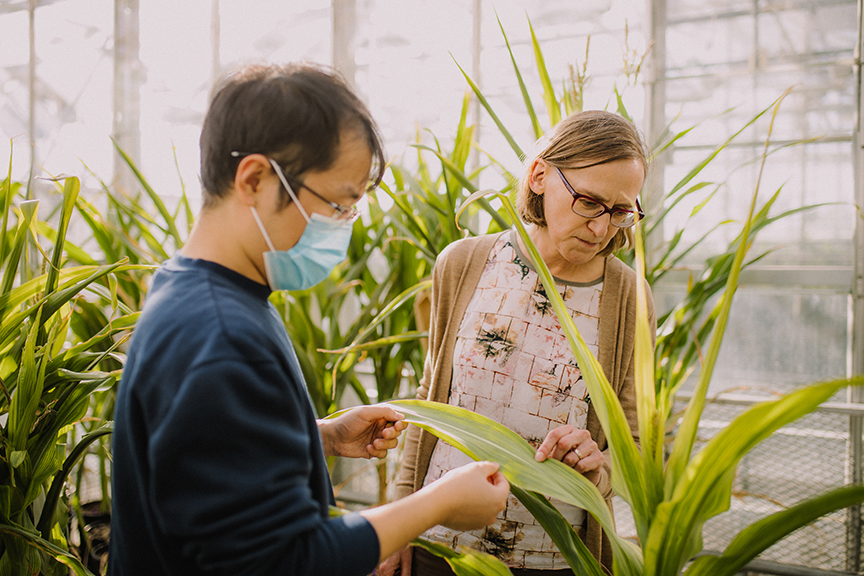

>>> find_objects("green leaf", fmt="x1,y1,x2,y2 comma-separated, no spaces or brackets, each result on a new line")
112,139,182,244
496,12,542,139
509,485,605,576
37,425,113,539
385,399,643,575
664,90,791,500
645,376,862,575
412,539,514,576
685,484,864,576
44,177,81,297
632,223,665,519
9,451,26,468
1,200,39,300
8,307,46,451
0,522,93,576
528,16,560,126
452,56,525,161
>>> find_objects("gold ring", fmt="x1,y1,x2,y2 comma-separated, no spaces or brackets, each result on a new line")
572,448,584,460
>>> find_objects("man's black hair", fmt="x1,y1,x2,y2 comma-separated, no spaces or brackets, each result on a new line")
199,63,385,208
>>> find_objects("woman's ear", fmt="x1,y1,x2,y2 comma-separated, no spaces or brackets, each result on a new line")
528,158,549,196
233,154,273,207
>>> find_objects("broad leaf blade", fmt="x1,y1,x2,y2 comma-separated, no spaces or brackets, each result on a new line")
386,399,643,575
646,376,862,575
685,484,864,576
413,540,514,576
510,485,606,576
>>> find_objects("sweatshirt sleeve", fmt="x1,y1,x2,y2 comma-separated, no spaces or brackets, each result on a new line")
145,357,380,576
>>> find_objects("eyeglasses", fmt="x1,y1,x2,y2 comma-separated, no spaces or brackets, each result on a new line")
556,167,644,228
230,151,359,221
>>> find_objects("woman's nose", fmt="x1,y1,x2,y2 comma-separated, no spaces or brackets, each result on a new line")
586,212,612,237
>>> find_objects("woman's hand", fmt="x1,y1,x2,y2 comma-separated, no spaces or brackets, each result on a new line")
534,425,603,474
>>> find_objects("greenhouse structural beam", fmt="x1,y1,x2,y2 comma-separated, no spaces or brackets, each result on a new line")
27,0,35,194
643,0,667,270
112,0,141,195
848,0,864,572
332,0,356,89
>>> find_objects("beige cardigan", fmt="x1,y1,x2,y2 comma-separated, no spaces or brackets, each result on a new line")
395,232,655,572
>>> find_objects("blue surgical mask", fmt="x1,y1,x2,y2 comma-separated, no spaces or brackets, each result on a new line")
249,161,354,291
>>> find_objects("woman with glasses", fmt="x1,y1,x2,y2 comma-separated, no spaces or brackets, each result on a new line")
383,110,656,576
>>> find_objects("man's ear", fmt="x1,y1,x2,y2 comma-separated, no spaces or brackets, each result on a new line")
233,154,272,206
528,158,549,196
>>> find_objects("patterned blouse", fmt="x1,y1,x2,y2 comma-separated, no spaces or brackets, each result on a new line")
421,231,603,570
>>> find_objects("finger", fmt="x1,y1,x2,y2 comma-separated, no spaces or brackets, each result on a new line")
365,445,386,459
534,427,569,462
563,447,584,468
379,419,408,439
539,426,584,462
366,405,406,424
373,436,399,451
475,460,501,476
575,450,603,473
489,470,509,489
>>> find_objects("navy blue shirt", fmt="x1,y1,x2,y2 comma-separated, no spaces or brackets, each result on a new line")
109,255,379,576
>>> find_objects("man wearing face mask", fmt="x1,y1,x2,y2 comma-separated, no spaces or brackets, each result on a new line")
108,63,509,576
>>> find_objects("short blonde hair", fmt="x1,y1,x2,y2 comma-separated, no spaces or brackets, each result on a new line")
516,111,648,256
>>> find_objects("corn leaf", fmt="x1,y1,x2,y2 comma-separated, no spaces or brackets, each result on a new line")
8,308,45,451
664,90,790,499
452,56,525,161
112,139,182,243
412,539,514,576
496,11,542,139
645,376,862,575
1,200,39,299
684,484,864,576
632,223,664,516
386,399,644,575
509,485,605,576
527,17,560,127
0,523,92,576
44,177,81,297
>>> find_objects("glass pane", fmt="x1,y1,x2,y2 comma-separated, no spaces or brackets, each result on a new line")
668,289,851,394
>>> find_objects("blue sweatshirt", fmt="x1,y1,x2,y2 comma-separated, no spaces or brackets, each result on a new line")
108,255,379,576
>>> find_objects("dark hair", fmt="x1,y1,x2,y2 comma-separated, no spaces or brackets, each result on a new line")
516,110,649,256
199,63,385,207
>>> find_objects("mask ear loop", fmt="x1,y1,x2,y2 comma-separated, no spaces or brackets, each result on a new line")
269,158,311,223
249,206,277,253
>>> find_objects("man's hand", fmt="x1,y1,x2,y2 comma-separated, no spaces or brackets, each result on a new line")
377,547,412,576
318,405,407,459
428,461,510,531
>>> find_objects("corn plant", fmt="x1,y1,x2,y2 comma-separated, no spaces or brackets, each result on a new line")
0,169,147,576
73,142,194,312
448,15,831,414
377,94,864,575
